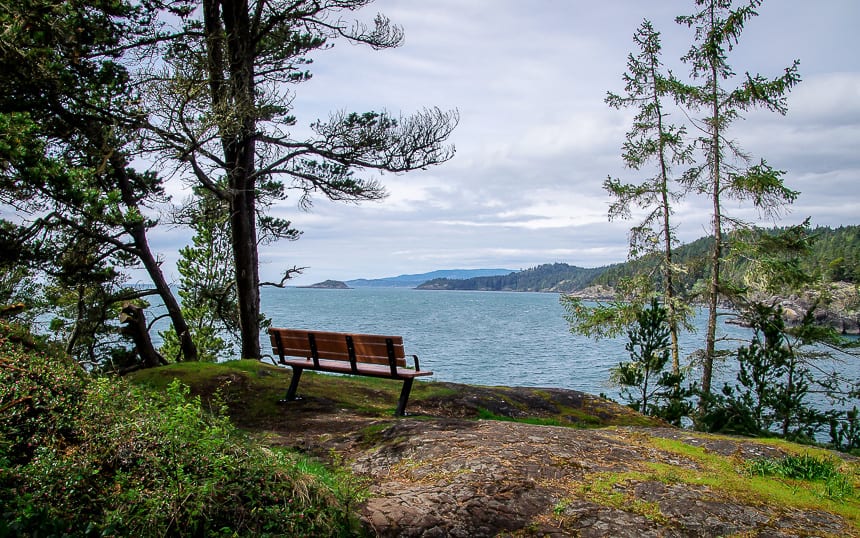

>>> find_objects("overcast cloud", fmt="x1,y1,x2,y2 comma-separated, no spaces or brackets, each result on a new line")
152,1,860,286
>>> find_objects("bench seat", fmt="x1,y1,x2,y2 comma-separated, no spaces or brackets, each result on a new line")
279,357,433,379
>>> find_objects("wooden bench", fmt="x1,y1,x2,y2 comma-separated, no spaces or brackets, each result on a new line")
268,328,433,416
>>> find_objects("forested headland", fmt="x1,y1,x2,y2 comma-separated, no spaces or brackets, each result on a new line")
591,225,860,291
417,262,609,292
418,225,860,295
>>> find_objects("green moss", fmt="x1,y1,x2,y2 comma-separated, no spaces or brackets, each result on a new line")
553,434,859,534
136,361,441,418
567,472,669,525
474,401,652,429
129,360,293,425
411,383,458,401
476,407,565,427
356,422,392,446
131,360,652,429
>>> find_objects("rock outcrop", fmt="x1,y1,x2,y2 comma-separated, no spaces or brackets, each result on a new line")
568,282,860,335
301,279,351,289
756,282,859,335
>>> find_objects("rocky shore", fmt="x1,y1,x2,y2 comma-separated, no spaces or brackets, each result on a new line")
568,282,860,335
764,282,860,335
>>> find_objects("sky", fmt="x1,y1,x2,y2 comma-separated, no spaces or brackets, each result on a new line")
153,0,860,286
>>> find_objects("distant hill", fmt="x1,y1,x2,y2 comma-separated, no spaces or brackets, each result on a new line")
417,263,610,293
591,224,860,290
346,269,515,288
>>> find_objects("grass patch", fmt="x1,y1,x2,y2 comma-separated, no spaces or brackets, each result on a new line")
355,422,393,447
130,361,653,429
555,435,859,533
129,359,291,425
646,436,860,524
555,405,610,427
129,360,417,418
746,453,855,500
130,361,470,421
411,382,459,399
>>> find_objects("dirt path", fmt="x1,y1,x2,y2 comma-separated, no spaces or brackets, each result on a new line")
261,405,856,537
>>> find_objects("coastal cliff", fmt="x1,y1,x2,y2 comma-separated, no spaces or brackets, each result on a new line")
133,361,860,537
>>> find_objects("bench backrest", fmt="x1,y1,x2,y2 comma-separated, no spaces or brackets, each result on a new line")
269,328,407,368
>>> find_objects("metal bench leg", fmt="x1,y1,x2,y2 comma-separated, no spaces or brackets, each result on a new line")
282,367,303,402
395,378,414,417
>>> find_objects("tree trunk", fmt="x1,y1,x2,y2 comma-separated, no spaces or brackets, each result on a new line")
700,3,722,411
220,0,262,359
701,53,722,410
133,226,199,362
231,180,262,359
652,72,680,376
111,153,199,362
660,171,680,377
65,285,85,356
120,303,167,368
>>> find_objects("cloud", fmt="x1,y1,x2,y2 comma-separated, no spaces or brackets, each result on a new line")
786,73,860,127
138,1,860,286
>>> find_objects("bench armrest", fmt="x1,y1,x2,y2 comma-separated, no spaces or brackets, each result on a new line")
411,354,421,371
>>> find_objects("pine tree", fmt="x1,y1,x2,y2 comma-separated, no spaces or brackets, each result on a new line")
0,0,199,363
602,19,695,374
675,0,801,407
161,190,242,362
142,0,458,359
611,298,689,424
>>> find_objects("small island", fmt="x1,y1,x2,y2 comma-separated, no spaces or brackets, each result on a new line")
300,280,351,289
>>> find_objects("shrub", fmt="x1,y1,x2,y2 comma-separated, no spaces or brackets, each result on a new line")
0,320,87,466
611,298,691,425
0,321,362,537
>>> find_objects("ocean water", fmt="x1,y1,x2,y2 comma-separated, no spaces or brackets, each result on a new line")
259,287,757,400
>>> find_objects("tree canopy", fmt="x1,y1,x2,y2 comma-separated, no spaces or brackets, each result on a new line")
1,0,458,364
0,0,199,365
140,0,458,358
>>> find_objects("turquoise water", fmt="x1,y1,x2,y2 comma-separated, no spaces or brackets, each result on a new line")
259,287,754,400
140,285,859,424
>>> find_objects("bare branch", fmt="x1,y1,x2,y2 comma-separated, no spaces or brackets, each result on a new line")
261,266,306,288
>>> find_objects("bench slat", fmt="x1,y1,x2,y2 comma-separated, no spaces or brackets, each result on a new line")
270,333,406,358
269,329,407,367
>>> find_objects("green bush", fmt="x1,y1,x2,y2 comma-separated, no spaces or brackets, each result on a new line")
0,321,362,537
0,321,87,466
611,298,691,426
